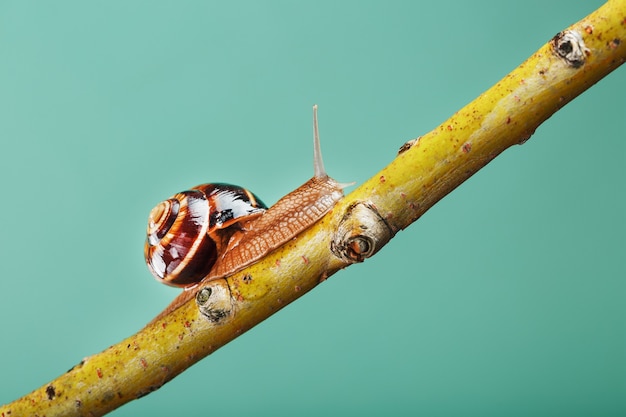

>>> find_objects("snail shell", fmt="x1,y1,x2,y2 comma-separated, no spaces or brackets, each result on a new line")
144,184,266,287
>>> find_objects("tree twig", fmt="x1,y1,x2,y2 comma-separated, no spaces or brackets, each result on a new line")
2,1,624,416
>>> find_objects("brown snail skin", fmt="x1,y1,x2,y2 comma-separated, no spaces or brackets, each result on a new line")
145,105,346,319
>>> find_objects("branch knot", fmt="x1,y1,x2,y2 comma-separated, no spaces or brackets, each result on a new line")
196,280,234,323
330,202,393,263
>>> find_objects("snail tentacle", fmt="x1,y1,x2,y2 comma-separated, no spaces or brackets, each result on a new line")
313,104,326,179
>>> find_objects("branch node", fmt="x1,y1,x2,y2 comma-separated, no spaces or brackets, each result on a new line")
330,202,393,263
398,137,420,154
196,280,234,323
551,30,590,68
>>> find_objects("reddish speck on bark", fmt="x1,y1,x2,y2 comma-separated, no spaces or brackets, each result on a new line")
184,321,191,328
301,255,309,264
294,285,301,292
379,175,386,183
140,358,148,369
96,368,103,379
462,142,472,153
585,25,593,34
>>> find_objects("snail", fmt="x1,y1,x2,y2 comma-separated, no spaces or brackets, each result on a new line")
144,105,347,318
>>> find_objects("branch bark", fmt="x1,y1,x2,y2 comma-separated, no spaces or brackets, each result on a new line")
2,1,625,416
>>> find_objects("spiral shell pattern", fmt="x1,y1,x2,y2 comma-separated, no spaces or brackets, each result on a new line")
144,190,217,287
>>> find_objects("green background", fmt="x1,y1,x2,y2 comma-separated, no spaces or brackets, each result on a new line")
1,1,624,416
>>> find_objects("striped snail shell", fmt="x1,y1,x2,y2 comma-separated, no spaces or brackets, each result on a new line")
144,184,266,287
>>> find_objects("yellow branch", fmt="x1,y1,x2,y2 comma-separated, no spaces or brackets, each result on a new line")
2,1,624,416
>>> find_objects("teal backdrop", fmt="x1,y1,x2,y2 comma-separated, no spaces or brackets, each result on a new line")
1,1,624,416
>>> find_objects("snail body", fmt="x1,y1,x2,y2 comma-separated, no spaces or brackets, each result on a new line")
144,105,345,297
207,174,344,280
